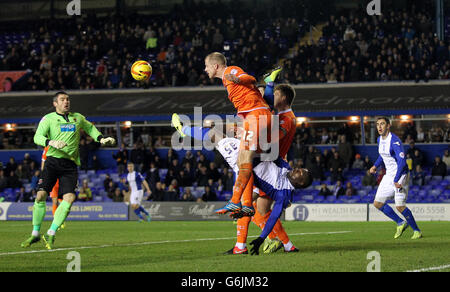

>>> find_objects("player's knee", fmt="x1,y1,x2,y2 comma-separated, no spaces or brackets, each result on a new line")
63,193,76,204
373,201,384,209
396,206,405,213
36,190,48,202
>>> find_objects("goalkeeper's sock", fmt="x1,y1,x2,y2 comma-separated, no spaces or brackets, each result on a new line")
32,201,46,237
379,204,403,225
401,207,420,232
182,126,210,141
138,205,149,216
48,200,72,234
134,208,144,220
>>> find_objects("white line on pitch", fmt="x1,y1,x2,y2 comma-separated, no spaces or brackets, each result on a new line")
0,231,352,257
406,264,450,272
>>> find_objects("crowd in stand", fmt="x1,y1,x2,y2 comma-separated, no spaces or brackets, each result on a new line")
1,1,449,92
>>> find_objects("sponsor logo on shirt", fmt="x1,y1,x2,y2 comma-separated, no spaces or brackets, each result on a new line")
399,152,405,158
60,124,76,132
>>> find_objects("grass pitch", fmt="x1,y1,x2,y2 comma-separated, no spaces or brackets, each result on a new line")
1,221,449,272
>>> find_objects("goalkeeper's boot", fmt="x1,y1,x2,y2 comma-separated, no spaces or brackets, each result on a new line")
214,201,242,214
394,221,409,239
146,215,152,222
263,238,283,254
241,205,255,217
42,234,56,250
284,246,299,253
224,246,248,255
171,113,186,137
263,66,282,84
57,222,66,231
21,235,40,248
411,230,423,239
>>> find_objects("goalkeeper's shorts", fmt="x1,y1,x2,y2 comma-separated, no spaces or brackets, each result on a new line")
39,156,78,197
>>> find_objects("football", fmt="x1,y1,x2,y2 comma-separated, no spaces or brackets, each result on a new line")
131,60,152,81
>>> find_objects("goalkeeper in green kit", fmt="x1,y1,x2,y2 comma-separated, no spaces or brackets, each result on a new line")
21,91,116,249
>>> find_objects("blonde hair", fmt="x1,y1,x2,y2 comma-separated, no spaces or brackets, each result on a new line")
205,52,227,66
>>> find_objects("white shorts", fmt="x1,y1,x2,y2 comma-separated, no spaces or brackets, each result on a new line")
216,137,241,174
130,190,144,205
374,172,409,206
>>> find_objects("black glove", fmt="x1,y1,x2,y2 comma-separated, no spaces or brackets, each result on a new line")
250,237,264,255
229,211,244,220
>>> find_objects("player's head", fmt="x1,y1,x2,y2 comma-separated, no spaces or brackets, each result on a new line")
127,162,135,173
53,91,70,114
204,52,226,79
376,116,391,137
274,84,295,109
287,168,312,189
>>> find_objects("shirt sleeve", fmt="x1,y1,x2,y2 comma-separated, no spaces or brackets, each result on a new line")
79,114,103,142
34,116,51,147
391,138,407,183
259,193,284,239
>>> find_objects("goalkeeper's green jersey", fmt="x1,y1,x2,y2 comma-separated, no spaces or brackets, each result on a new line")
34,112,102,166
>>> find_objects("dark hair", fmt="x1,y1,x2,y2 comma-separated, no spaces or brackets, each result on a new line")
302,170,313,189
376,116,390,125
53,91,69,102
274,84,295,106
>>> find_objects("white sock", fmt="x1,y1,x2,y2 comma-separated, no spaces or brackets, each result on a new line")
236,242,246,249
47,229,56,236
31,230,40,237
283,241,293,251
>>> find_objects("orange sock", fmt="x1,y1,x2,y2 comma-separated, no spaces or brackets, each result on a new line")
251,210,290,244
231,163,253,206
236,216,251,244
52,203,58,216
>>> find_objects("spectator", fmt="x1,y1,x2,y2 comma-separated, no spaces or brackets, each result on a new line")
337,135,353,169
201,185,217,202
78,179,93,201
5,157,18,175
351,154,364,170
109,187,124,202
7,171,22,188
112,143,128,175
406,153,413,171
318,183,332,197
79,138,89,171
103,174,113,191
15,186,32,202
344,182,356,197
129,142,145,172
362,171,377,187
196,165,209,187
164,184,178,201
328,152,345,182
310,155,325,181
182,151,195,167
15,164,27,180
412,165,425,186
223,170,234,192
363,155,373,170
412,149,424,169
150,182,165,201
164,169,177,186
332,180,345,197
181,187,195,202
406,141,420,158
145,162,161,192
30,170,40,190
431,156,447,178
91,155,101,171
178,170,192,187
208,162,221,182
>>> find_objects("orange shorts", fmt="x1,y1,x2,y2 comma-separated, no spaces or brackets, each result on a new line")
50,179,60,198
238,108,272,153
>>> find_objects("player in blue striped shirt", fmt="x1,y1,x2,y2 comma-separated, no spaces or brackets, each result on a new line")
126,163,152,222
369,117,422,239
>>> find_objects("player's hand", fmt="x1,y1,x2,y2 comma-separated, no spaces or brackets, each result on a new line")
369,166,377,174
49,140,67,149
224,74,240,84
100,137,116,146
394,182,402,189
250,237,264,255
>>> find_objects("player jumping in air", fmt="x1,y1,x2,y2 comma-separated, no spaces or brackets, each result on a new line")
21,91,116,249
204,52,273,216
125,162,152,222
369,117,422,239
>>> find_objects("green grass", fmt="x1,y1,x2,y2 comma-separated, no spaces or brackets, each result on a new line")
1,221,449,272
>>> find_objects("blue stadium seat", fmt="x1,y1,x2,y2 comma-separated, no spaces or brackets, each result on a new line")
326,196,336,203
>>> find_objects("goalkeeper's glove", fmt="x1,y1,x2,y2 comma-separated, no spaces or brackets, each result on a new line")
250,237,265,255
100,137,116,146
49,140,67,149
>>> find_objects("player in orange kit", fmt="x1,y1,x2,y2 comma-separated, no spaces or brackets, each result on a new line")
228,83,299,254
41,146,65,229
204,52,273,216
